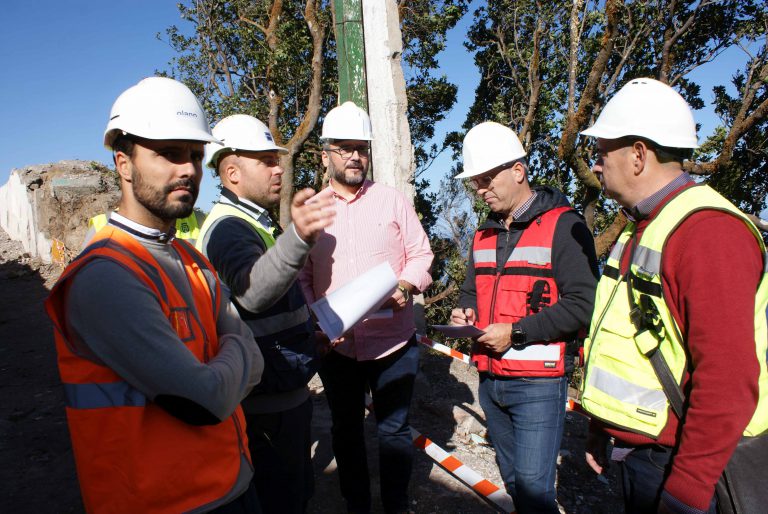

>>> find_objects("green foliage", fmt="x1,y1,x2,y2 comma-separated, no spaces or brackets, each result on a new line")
705,78,768,213
425,0,767,335
457,0,766,215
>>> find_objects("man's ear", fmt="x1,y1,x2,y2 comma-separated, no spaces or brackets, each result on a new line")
321,150,330,168
114,152,132,182
513,161,526,183
632,140,649,176
222,161,240,185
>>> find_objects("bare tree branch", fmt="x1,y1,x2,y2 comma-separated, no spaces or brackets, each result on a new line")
519,3,544,144
425,282,457,306
594,210,628,258
279,0,326,226
567,0,585,116
558,0,623,191
686,57,768,175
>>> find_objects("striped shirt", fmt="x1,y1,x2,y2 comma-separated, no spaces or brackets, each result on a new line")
299,180,434,360
624,173,692,221
511,191,538,221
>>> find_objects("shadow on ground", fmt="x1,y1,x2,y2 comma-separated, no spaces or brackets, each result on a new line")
0,260,82,513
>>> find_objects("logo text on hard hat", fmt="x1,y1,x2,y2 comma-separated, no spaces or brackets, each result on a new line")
265,132,274,142
177,110,199,118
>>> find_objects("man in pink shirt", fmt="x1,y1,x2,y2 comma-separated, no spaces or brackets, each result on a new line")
299,102,433,514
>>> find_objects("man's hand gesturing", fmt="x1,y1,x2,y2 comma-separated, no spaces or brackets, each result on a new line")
291,188,336,243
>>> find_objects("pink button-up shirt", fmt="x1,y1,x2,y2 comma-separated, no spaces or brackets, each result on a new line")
299,180,433,360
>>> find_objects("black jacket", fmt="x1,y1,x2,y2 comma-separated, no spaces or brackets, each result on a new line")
459,185,599,343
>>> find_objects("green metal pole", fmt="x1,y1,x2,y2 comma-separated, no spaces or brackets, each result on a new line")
333,0,368,109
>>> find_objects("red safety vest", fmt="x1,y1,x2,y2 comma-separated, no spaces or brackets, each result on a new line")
45,226,251,514
472,206,570,377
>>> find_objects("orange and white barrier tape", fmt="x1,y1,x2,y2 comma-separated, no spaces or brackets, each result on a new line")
411,428,516,513
416,334,471,364
364,393,515,513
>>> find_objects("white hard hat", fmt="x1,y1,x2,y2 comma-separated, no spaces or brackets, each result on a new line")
581,77,699,148
455,121,527,179
103,77,219,149
205,114,288,169
321,101,373,141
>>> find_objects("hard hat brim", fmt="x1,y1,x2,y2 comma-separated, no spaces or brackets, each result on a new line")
454,155,526,180
205,144,290,169
580,126,699,148
104,127,222,150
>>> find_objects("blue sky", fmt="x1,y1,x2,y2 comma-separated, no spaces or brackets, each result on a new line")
0,1,755,212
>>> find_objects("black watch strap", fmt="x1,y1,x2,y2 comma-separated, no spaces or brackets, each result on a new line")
510,323,527,349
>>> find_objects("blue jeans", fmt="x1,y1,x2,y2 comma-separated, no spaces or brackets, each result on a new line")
478,374,566,514
619,445,717,513
319,337,419,514
245,397,314,514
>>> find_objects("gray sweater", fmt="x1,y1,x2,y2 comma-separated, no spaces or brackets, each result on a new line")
65,214,264,420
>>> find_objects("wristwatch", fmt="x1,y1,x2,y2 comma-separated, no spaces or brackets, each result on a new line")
510,323,527,349
397,285,410,303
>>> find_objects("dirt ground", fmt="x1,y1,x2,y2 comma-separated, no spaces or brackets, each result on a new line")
0,226,623,513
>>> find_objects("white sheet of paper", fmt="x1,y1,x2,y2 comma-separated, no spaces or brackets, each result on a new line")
431,324,485,338
310,262,398,340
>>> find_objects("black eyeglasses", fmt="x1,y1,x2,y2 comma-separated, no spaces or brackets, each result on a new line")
325,144,370,160
469,169,502,190
468,160,519,190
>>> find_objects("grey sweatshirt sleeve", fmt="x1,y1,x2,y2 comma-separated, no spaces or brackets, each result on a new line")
65,259,260,422
201,217,311,313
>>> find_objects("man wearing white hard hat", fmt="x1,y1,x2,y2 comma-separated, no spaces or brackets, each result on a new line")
45,77,265,513
299,101,434,514
196,114,335,514
449,121,598,513
580,78,768,513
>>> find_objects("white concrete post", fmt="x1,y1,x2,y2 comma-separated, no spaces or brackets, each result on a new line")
362,0,415,201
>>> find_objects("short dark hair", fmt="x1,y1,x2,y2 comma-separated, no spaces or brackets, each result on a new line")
620,136,692,164
111,134,136,158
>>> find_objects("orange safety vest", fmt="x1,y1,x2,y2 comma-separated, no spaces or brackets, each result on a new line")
45,226,250,514
472,206,570,377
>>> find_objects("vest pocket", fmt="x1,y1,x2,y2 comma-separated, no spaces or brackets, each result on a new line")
588,320,668,427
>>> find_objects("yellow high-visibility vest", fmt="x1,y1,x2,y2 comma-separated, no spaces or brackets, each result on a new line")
580,184,768,438
196,203,276,252
88,211,203,244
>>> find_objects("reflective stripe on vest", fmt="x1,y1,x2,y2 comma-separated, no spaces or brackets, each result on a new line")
198,201,311,340
63,381,147,408
44,226,249,513
581,184,768,438
472,206,571,377
246,304,311,337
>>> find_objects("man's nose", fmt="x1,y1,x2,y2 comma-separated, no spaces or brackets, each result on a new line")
177,158,198,178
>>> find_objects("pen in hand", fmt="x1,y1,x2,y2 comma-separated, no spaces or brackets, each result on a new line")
463,307,475,326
